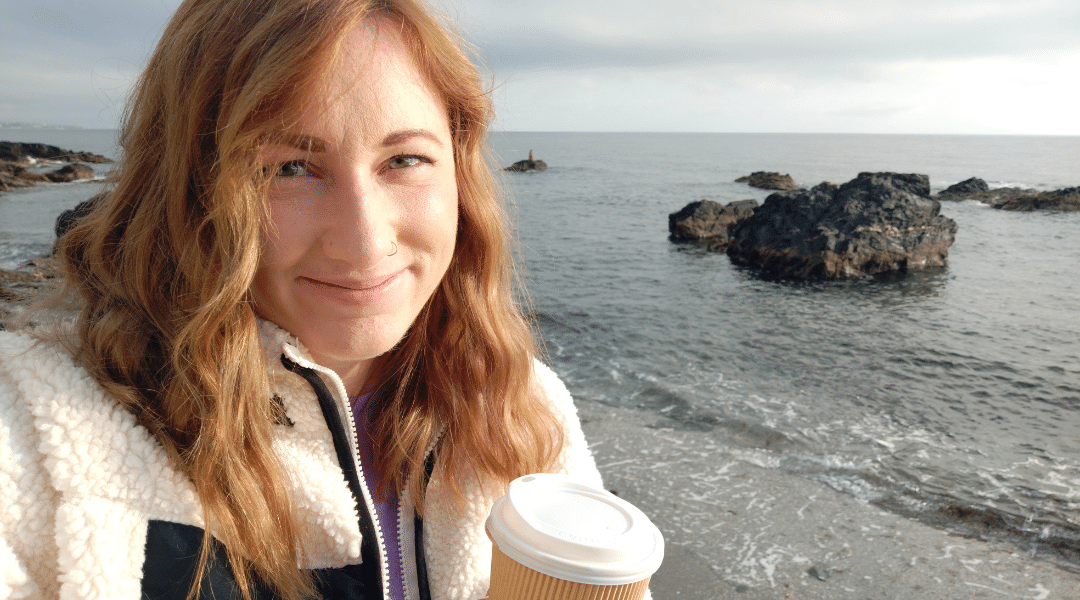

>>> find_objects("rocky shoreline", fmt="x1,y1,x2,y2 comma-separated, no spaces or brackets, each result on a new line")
0,256,62,330
0,141,111,192
0,140,110,327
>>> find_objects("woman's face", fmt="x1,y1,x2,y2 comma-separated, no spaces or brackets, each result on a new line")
251,19,458,394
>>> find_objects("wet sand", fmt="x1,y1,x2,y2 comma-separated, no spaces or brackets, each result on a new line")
577,398,1080,600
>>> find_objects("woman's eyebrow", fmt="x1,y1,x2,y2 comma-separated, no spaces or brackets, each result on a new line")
381,128,444,148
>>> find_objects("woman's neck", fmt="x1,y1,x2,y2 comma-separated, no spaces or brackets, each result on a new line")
313,353,374,397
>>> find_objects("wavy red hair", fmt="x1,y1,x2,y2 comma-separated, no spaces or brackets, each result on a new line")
48,0,563,598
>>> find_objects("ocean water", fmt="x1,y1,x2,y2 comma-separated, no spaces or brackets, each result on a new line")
3,128,1079,570
0,127,118,267
488,132,1080,570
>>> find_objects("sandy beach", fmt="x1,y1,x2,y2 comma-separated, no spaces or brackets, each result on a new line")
577,398,1080,600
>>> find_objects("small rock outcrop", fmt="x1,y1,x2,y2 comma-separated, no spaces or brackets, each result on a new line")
936,178,1080,211
939,177,989,197
1,162,97,189
504,150,548,172
669,199,758,250
45,163,96,183
735,171,797,191
55,193,103,242
0,162,48,189
726,172,958,279
987,188,1080,211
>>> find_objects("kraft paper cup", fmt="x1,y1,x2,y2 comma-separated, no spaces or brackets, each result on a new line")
486,473,664,600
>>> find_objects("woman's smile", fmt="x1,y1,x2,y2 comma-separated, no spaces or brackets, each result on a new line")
296,270,405,307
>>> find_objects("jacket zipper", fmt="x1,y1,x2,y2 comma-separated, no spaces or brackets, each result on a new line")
281,352,393,598
397,437,440,600
282,349,439,600
397,502,409,599
324,371,394,598
350,418,393,599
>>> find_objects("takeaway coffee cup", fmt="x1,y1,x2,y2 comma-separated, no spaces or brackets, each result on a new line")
485,473,664,600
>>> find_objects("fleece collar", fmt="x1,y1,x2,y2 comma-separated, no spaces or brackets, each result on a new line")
256,318,351,402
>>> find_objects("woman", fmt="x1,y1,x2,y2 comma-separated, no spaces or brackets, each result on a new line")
0,0,602,599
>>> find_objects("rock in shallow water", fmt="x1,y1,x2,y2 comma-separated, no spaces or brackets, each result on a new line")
45,163,96,183
939,177,989,197
726,172,958,280
807,566,830,581
668,199,758,250
937,178,1080,211
504,149,547,172
735,171,798,190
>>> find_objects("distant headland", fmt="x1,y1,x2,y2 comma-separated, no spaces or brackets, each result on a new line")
0,122,89,130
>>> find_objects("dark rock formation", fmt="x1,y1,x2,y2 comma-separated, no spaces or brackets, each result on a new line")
939,177,989,197
0,142,111,193
735,171,797,191
669,199,758,250
988,188,1080,211
726,172,958,280
0,162,49,188
504,150,548,172
55,193,103,240
0,141,111,164
2,161,98,188
936,180,1080,212
45,163,96,183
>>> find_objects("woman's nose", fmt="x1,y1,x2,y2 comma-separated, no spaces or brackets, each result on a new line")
320,175,396,267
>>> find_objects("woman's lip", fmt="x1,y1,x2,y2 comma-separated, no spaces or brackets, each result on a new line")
300,271,400,292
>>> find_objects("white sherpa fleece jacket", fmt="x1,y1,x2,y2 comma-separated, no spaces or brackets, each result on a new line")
0,320,604,600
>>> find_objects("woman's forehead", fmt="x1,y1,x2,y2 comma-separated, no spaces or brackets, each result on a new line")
270,18,450,151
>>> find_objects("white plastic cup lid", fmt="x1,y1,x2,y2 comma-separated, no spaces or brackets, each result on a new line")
485,473,664,586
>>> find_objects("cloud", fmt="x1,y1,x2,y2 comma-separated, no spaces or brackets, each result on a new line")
488,47,1080,135
5,0,176,56
465,0,1078,74
2,0,1077,132
454,0,1080,133
0,0,177,127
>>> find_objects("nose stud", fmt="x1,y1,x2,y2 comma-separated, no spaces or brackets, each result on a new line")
388,241,398,257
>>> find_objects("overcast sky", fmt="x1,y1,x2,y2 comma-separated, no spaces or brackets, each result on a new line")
2,0,1078,134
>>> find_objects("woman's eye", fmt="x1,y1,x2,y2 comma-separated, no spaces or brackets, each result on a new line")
274,160,309,177
387,155,426,170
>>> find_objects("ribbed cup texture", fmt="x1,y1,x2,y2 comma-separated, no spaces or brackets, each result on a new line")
489,545,651,600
